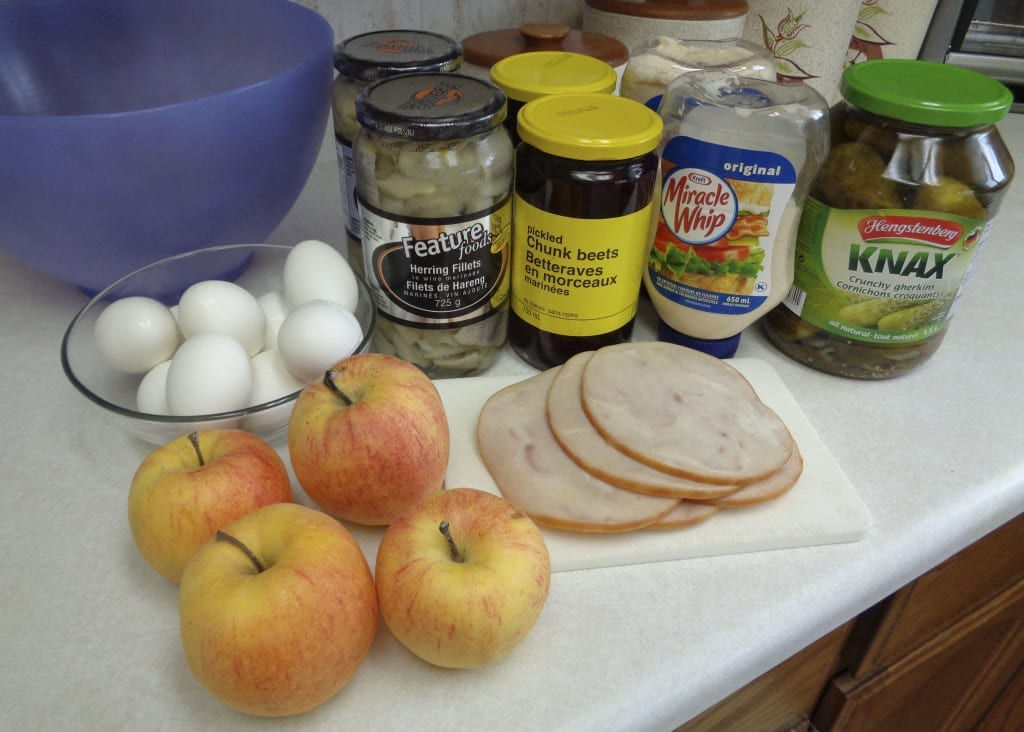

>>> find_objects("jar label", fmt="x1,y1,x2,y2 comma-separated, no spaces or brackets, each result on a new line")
781,197,989,345
510,197,652,338
335,136,361,240
359,197,512,328
648,136,797,315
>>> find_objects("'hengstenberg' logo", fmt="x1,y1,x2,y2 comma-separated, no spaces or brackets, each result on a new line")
858,215,964,248
661,168,736,245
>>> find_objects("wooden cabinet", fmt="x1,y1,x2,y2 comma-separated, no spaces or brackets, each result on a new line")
815,513,1024,731
814,579,1024,731
678,622,853,732
677,513,1024,732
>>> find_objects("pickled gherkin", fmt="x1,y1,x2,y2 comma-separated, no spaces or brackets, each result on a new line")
877,298,943,332
914,176,985,220
763,59,1014,379
837,297,914,327
816,142,901,209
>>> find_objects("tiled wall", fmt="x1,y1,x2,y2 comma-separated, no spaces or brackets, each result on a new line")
294,0,583,46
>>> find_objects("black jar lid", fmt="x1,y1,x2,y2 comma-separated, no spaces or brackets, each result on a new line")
356,73,507,141
333,30,463,82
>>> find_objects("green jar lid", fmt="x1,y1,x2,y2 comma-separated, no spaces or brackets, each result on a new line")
518,93,663,160
490,51,617,103
841,59,1012,128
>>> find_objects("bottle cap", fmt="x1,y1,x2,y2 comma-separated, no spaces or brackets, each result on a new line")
841,59,1012,128
517,93,663,160
490,51,617,103
657,320,741,359
333,30,463,81
357,73,506,140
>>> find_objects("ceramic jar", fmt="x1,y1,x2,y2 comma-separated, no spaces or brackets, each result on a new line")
583,0,749,52
743,0,862,105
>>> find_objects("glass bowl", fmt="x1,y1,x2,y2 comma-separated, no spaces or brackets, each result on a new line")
61,244,375,446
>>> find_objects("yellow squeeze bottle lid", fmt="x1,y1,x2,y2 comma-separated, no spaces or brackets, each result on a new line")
490,51,617,103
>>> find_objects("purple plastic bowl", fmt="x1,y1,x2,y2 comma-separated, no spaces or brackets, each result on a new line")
0,0,333,293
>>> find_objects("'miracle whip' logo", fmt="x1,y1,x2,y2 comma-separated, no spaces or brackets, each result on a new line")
660,168,737,245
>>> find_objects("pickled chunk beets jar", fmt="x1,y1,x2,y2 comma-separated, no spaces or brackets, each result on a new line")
353,73,513,377
509,93,663,370
762,60,1015,379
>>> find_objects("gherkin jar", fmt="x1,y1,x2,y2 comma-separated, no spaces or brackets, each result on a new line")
353,73,513,377
763,60,1015,379
331,31,463,248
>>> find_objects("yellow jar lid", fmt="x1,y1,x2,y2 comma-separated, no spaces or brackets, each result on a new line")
517,93,663,160
490,51,617,103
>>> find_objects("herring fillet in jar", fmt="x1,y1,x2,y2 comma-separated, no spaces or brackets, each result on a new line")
762,60,1015,379
353,73,513,377
331,31,463,248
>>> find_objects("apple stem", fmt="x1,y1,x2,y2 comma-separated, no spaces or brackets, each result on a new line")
323,370,354,406
439,521,464,563
215,530,266,573
187,431,205,467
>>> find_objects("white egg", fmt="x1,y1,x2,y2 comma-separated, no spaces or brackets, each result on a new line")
136,360,171,415
93,296,180,374
282,239,359,312
248,349,307,405
241,350,307,432
257,290,290,353
165,332,253,416
277,300,364,382
176,280,266,356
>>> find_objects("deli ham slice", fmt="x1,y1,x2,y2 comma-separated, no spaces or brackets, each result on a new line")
645,501,718,530
580,342,795,485
700,445,803,507
547,351,740,500
476,368,679,532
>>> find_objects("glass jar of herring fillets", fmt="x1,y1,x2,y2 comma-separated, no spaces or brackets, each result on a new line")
331,30,463,271
353,73,513,377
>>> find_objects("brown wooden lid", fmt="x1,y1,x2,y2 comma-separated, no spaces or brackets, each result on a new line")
462,22,629,68
584,0,748,20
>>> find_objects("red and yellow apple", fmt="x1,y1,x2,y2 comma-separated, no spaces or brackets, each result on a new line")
178,502,378,717
127,429,292,583
287,353,449,526
375,487,551,669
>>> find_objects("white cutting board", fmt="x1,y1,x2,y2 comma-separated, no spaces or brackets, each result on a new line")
429,358,872,573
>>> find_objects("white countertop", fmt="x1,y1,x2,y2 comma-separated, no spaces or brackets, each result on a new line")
2,113,1023,732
